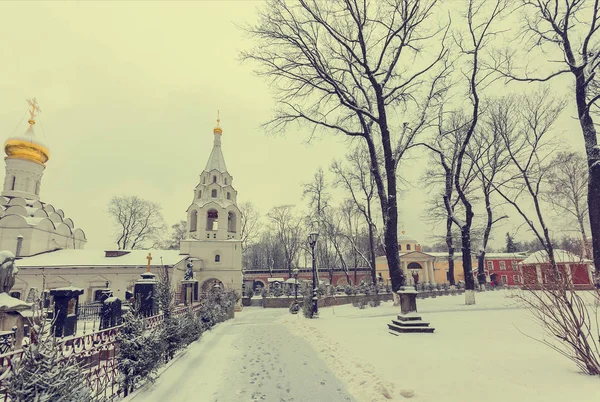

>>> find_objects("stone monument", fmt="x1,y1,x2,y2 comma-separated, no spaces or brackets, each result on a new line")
0,251,32,349
49,287,84,337
180,261,198,306
134,253,158,316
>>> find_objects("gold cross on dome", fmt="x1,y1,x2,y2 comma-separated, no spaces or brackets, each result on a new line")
146,252,152,273
216,109,220,126
26,98,41,124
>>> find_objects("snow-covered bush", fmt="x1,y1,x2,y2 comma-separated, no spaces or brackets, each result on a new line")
245,287,254,298
5,322,96,402
344,285,354,296
179,310,203,346
289,301,300,314
299,282,315,318
273,287,284,297
368,297,381,307
260,288,269,298
285,285,294,297
117,310,164,396
199,288,239,329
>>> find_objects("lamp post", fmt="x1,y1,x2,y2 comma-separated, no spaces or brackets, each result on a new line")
292,268,299,301
308,231,319,317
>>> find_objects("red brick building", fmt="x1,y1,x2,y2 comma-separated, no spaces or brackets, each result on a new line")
485,253,528,286
519,249,594,290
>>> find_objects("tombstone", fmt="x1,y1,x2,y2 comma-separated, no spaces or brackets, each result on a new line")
134,272,158,317
100,297,122,329
398,287,418,315
49,287,84,337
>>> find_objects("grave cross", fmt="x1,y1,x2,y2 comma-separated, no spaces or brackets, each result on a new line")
146,252,152,273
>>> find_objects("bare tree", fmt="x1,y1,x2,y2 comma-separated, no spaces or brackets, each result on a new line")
242,0,450,292
107,196,165,250
441,0,511,304
267,205,302,276
545,152,590,258
331,145,379,284
469,105,511,287
163,220,187,250
302,167,330,225
421,112,479,286
494,0,600,276
239,202,262,254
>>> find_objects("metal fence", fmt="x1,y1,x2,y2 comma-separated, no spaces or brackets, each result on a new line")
0,300,206,402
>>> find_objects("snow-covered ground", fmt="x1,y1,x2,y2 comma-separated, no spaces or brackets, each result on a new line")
280,290,600,402
125,308,355,402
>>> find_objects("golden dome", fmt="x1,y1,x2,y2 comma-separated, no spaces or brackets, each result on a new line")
4,99,50,167
214,118,222,134
5,124,51,167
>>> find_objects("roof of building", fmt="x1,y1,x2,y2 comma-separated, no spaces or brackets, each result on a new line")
520,249,590,265
484,252,528,259
16,249,188,268
205,131,228,173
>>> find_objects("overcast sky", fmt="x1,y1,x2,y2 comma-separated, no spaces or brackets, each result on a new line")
0,1,588,253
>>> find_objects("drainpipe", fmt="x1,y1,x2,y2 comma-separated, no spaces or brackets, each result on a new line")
15,235,23,257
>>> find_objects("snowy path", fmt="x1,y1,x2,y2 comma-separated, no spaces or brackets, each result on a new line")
127,308,355,402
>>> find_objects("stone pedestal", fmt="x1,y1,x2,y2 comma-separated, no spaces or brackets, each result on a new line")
134,272,158,317
0,293,32,349
49,287,84,338
180,279,198,306
398,288,418,315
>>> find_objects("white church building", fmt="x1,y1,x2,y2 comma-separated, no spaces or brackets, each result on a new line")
2,100,242,302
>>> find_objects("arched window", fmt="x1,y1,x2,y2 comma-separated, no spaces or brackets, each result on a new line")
211,189,217,198
35,181,40,195
227,192,231,200
11,177,15,191
202,176,206,184
399,244,402,251
228,211,236,232
407,244,411,250
206,209,218,231
197,190,202,199
215,254,220,262
190,210,198,232
224,178,228,185
213,175,217,183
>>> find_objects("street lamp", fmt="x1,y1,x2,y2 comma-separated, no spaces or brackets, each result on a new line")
292,268,299,301
308,231,319,317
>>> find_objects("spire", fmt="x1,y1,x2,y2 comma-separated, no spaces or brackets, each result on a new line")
205,113,228,172
214,110,222,135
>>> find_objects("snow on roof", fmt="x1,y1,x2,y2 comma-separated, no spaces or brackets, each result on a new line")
520,249,589,265
484,253,528,259
0,292,31,312
16,249,188,268
267,278,285,282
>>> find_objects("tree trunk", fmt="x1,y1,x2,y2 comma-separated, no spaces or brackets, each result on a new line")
445,216,455,285
368,221,377,284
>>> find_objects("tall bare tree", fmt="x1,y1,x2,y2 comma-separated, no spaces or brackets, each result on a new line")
494,0,600,276
267,205,303,275
239,202,262,254
545,152,590,258
242,0,450,292
162,220,187,250
107,196,165,250
331,145,379,284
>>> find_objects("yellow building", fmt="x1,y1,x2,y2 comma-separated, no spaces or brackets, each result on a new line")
375,233,477,285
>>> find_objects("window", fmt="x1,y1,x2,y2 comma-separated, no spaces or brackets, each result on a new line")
11,177,15,191
215,254,220,262
213,233,216,238
213,176,217,183
211,189,217,198
35,181,40,195
225,178,228,185
511,260,518,270
399,244,402,251
190,210,198,232
206,234,210,239
487,261,493,271
197,191,201,199
513,275,520,284
227,192,231,200
202,176,206,184
407,244,411,251
501,275,507,284
499,261,506,270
